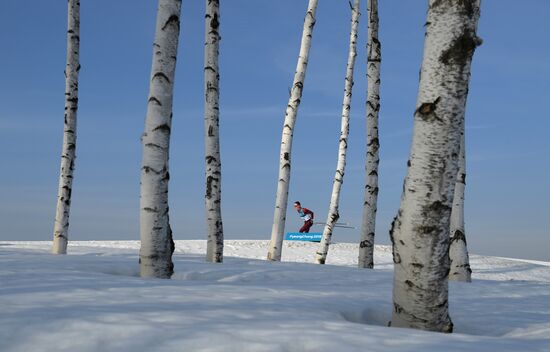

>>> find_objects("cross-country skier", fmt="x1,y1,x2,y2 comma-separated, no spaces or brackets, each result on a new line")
293,201,314,233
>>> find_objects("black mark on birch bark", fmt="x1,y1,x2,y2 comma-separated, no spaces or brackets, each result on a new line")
153,124,171,133
152,72,171,84
148,97,162,106
451,229,467,244
206,176,218,198
417,97,441,120
210,13,219,29
162,15,180,31
440,32,481,67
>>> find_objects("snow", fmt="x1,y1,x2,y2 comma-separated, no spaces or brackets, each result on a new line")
1,240,549,351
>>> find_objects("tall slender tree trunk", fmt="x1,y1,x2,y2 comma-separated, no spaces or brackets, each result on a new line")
139,0,181,279
52,0,80,255
390,0,481,332
449,130,472,281
267,0,318,261
204,0,224,263
358,0,381,269
315,0,360,265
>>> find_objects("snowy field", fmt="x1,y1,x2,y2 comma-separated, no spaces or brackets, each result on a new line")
1,240,549,352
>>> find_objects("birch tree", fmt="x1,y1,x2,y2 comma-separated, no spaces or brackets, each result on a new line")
390,0,481,332
139,0,182,279
204,0,224,263
267,0,318,261
52,0,80,255
358,0,381,269
449,130,472,281
315,0,360,265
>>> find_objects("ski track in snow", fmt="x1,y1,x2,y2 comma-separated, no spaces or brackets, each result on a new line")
1,240,549,352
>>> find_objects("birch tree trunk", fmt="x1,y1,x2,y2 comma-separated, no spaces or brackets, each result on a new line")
358,0,381,269
315,0,360,265
449,130,472,281
267,0,318,261
204,0,224,263
390,0,481,332
52,0,80,255
139,0,181,279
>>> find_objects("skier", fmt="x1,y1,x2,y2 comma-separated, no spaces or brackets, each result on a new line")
293,201,314,233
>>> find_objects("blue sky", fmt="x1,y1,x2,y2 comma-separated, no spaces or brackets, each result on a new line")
0,1,549,261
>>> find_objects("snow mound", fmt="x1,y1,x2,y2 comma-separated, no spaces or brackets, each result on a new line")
1,240,549,352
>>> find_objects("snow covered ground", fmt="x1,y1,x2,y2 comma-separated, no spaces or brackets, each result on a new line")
1,240,549,351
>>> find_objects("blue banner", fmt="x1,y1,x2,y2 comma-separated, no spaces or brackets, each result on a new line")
285,232,322,242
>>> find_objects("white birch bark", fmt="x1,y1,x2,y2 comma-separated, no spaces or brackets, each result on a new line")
449,130,472,281
267,0,318,261
315,0,360,265
390,0,481,332
139,0,181,279
358,0,381,269
204,0,224,263
52,0,80,255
